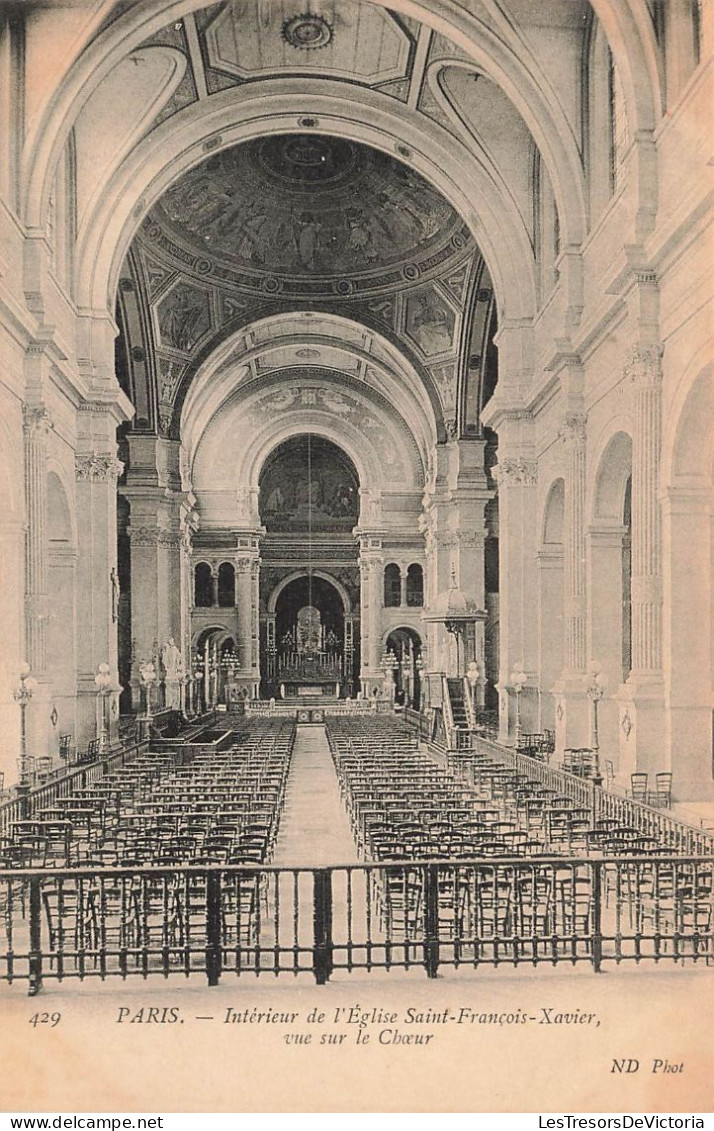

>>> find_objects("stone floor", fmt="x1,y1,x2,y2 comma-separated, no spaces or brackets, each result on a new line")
273,724,360,867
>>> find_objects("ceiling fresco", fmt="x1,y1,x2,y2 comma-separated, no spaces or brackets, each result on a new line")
119,124,492,441
146,134,469,295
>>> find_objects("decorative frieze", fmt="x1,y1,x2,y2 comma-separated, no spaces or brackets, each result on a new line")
128,526,183,548
75,453,125,481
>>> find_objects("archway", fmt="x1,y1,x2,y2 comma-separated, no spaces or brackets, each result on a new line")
192,624,237,711
662,366,714,799
589,430,633,774
269,574,354,698
385,626,423,709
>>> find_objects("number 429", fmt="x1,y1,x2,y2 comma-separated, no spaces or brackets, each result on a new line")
29,1012,61,1027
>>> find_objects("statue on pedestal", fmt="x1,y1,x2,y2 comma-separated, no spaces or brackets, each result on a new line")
162,638,184,710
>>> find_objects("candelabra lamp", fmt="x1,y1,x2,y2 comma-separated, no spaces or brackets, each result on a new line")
586,660,607,788
13,662,33,789
94,662,112,757
509,661,526,747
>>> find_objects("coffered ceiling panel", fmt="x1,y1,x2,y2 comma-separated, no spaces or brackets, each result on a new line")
204,0,412,85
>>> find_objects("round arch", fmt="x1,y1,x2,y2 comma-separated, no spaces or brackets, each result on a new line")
661,360,714,799
268,570,353,617
591,429,634,522
179,308,442,457
21,0,599,280
74,81,535,324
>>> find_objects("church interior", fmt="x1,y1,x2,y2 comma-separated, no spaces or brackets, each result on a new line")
0,0,712,992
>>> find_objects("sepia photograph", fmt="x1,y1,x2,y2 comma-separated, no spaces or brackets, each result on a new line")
0,0,712,1117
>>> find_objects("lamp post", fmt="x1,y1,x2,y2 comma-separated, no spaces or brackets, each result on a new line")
13,662,33,788
586,660,607,788
94,662,112,757
380,648,397,701
510,661,526,748
139,661,157,722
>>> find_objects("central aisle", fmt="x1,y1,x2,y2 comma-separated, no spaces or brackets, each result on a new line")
273,723,360,865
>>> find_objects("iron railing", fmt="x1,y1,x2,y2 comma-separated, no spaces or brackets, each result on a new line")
1,854,710,995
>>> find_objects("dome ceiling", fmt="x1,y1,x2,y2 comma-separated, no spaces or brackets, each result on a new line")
119,133,493,444
143,133,471,297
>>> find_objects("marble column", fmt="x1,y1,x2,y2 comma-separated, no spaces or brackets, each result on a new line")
552,414,590,753
616,344,665,775
75,451,124,743
492,456,539,743
358,533,384,694
235,530,261,698
23,406,52,676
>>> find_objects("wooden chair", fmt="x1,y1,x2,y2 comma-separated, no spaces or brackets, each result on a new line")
649,772,672,808
629,772,649,804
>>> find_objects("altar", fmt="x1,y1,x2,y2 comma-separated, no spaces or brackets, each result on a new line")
274,605,346,697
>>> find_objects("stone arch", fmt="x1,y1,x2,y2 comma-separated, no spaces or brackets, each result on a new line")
592,429,633,522
22,0,607,312
74,81,535,324
267,570,352,617
661,361,714,799
588,431,634,771
178,308,443,457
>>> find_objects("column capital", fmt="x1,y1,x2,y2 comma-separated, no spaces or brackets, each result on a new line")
75,452,124,481
625,343,664,386
559,412,586,444
492,457,538,487
23,404,53,437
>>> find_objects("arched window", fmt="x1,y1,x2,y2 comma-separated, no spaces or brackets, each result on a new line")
406,563,424,607
384,563,401,607
194,562,213,607
217,561,235,607
586,21,630,219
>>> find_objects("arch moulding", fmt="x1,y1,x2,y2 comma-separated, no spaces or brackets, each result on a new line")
267,570,354,616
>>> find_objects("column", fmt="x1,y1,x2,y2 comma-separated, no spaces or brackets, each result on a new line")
75,451,124,742
125,496,164,710
235,530,261,698
492,456,539,743
616,344,665,775
358,533,383,695
631,345,663,673
23,406,51,675
552,413,590,753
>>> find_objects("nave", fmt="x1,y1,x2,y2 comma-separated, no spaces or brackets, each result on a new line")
0,714,712,995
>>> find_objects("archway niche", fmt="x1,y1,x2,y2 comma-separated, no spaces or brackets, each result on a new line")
538,478,564,732
259,434,360,532
589,430,633,774
663,368,714,798
385,626,423,709
271,574,356,696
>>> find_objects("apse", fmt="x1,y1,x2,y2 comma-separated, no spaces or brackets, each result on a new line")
258,435,360,532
